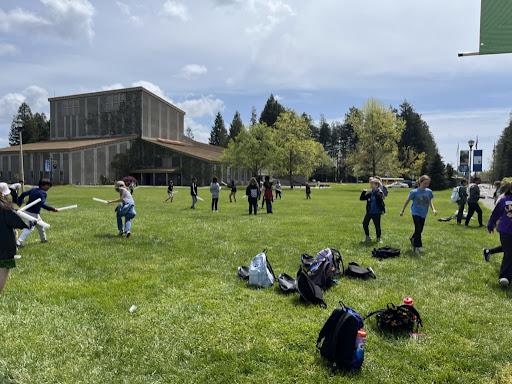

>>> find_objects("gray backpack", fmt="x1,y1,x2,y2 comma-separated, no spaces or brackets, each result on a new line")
248,252,275,288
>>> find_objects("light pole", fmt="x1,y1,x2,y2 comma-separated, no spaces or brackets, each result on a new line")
17,120,25,192
468,139,475,186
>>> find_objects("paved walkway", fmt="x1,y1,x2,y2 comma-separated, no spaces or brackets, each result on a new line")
479,184,495,211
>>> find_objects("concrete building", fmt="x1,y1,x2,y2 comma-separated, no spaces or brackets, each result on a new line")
0,87,248,186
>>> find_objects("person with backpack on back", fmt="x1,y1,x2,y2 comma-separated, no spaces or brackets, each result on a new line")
246,177,260,215
263,175,273,214
229,179,237,203
487,179,512,287
360,177,385,243
455,179,468,225
400,175,437,254
210,176,220,212
465,177,484,227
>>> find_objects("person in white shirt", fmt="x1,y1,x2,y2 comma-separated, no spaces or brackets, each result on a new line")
108,181,136,238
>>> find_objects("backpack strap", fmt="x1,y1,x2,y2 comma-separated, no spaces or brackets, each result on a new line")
266,256,276,279
398,305,423,328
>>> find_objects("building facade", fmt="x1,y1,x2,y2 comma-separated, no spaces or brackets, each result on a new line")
0,87,248,186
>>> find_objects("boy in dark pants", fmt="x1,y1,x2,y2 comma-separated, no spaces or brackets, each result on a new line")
360,178,385,243
190,178,198,209
305,183,311,199
246,177,260,215
456,179,468,224
263,176,273,213
465,178,483,227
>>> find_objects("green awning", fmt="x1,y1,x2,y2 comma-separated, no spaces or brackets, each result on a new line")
480,0,512,54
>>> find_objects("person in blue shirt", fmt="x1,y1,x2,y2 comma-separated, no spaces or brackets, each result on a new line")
360,177,386,243
17,179,58,247
400,175,437,254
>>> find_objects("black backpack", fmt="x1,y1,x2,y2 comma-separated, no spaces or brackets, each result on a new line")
237,266,249,280
344,262,376,279
317,303,365,371
302,248,344,290
366,304,422,334
277,273,297,293
372,247,400,259
296,268,327,308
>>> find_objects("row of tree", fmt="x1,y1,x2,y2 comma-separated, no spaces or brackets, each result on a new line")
8,102,50,145
491,116,512,181
211,95,451,190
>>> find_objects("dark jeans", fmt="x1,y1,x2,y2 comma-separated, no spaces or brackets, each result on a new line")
248,198,258,215
306,193,311,199
411,215,426,248
275,191,281,199
499,233,512,280
211,198,218,211
489,245,503,254
363,213,381,238
265,199,273,214
456,202,466,224
465,202,483,226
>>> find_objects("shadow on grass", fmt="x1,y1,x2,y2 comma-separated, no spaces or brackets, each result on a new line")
313,355,362,377
93,233,121,239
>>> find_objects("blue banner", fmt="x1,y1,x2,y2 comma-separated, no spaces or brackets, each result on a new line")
473,150,483,172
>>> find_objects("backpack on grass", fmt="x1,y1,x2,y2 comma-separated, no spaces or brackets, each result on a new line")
296,268,327,308
301,248,344,290
248,252,275,288
317,303,365,371
344,262,376,279
365,304,422,334
277,273,297,293
237,266,249,280
372,247,400,259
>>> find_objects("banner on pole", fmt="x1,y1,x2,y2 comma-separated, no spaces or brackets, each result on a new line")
459,150,469,173
473,150,483,172
44,159,51,172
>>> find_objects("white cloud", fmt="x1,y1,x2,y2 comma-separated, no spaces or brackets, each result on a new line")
131,80,168,99
23,86,49,111
0,43,18,56
0,86,49,121
184,117,210,142
0,93,26,120
162,1,188,21
116,1,142,26
245,0,295,36
0,7,51,32
101,83,125,91
176,96,225,119
180,64,208,79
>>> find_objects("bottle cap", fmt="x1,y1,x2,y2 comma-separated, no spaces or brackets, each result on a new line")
357,329,367,337
403,296,414,305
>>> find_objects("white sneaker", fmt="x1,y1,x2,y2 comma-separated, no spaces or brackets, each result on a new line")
499,278,510,287
16,241,23,248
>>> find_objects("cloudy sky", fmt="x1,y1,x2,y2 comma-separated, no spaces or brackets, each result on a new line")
1,0,512,168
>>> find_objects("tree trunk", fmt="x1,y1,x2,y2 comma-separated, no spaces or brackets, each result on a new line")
289,152,293,189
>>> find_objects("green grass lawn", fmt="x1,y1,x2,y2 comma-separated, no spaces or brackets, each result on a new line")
1,184,511,384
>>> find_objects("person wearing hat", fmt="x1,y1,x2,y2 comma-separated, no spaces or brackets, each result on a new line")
17,178,58,247
108,180,136,237
360,177,386,243
0,183,30,293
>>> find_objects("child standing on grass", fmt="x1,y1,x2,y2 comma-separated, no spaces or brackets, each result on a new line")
275,180,282,200
164,180,174,203
400,175,437,254
465,177,483,227
263,176,273,214
0,184,29,293
190,178,198,209
108,181,136,238
455,179,468,225
229,179,237,203
305,182,311,199
246,177,260,215
210,176,220,212
17,179,58,247
487,179,512,287
360,177,385,243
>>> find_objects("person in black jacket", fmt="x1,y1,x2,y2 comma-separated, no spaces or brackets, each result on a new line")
0,185,30,293
456,179,468,224
246,177,260,215
190,178,198,209
360,177,385,243
465,177,483,227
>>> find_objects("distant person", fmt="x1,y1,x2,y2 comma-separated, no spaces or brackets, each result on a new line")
246,177,260,215
456,179,468,225
17,179,58,247
210,176,220,212
0,184,30,293
108,181,136,238
360,177,385,243
400,175,437,254
164,180,174,203
190,178,198,209
487,179,512,287
465,177,483,227
275,180,282,200
305,182,312,199
263,176,273,213
229,180,237,203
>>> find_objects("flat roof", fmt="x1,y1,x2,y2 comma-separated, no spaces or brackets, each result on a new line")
48,86,186,115
0,135,136,154
143,137,224,163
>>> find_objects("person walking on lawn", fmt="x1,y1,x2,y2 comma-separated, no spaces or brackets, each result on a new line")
210,176,220,212
456,179,468,225
360,177,385,243
229,179,237,203
305,182,312,199
275,180,282,200
263,176,273,213
465,177,483,227
190,178,198,209
246,177,260,215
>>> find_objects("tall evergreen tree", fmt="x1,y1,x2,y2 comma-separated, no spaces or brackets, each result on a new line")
259,94,285,127
301,113,319,140
330,108,359,181
492,118,512,180
425,151,447,190
250,106,258,126
9,102,34,145
318,114,331,150
228,111,243,141
209,112,228,147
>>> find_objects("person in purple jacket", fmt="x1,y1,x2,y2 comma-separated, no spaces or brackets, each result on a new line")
487,179,512,287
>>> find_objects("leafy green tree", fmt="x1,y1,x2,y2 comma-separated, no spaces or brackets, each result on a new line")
492,118,512,180
222,123,276,177
209,112,228,147
250,106,258,126
318,114,331,150
330,108,359,181
445,163,457,188
228,111,243,141
348,99,405,177
425,151,447,190
259,94,285,127
32,112,50,142
301,113,319,140
400,147,426,179
273,111,330,187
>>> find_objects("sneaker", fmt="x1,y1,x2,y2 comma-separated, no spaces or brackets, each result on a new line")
14,255,21,260
126,232,131,238
409,237,414,247
363,236,371,243
118,231,124,237
414,247,421,255
376,238,383,244
41,239,48,244
16,241,23,248
499,278,510,287
483,249,491,262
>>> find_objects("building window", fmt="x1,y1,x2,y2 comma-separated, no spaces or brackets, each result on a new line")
63,99,80,115
105,93,126,112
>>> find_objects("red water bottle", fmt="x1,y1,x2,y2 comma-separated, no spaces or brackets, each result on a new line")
403,296,414,306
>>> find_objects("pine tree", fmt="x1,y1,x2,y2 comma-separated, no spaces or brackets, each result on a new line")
250,106,258,126
228,111,243,141
9,102,33,146
185,126,194,139
318,114,331,150
425,151,447,190
259,94,285,127
492,119,512,180
209,112,228,147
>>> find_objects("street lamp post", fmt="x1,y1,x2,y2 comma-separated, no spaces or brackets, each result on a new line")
17,120,25,192
468,139,475,186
